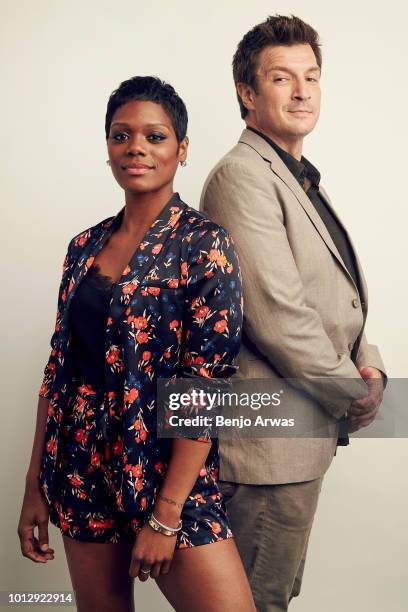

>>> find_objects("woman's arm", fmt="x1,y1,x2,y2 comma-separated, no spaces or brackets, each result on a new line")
153,438,213,525
18,396,55,563
130,224,243,580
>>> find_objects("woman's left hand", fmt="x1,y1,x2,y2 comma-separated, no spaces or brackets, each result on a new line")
129,523,177,580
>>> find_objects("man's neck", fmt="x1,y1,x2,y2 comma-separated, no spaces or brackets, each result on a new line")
245,121,303,161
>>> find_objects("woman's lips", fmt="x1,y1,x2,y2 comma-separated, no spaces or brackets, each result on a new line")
123,165,153,175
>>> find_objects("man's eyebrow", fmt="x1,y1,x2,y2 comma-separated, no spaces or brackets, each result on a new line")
265,65,321,74
110,122,171,129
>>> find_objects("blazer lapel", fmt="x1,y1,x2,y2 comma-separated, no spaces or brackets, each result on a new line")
238,129,360,293
59,193,186,345
106,192,186,336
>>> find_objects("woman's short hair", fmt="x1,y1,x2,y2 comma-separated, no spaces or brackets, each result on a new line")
105,76,188,142
233,15,322,119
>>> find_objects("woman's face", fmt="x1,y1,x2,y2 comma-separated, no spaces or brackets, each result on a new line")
107,99,188,195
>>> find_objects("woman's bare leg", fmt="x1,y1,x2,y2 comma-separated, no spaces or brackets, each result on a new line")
62,535,135,612
156,539,256,612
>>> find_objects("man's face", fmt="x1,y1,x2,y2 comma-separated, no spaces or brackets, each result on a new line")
243,43,321,143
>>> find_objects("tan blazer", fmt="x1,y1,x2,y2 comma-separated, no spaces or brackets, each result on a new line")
200,128,386,485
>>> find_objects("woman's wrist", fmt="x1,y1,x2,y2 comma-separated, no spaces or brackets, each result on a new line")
25,471,40,491
154,495,184,527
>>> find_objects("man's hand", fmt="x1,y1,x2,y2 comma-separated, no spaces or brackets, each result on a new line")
347,367,384,432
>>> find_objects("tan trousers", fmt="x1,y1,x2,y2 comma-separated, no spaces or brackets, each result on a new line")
219,476,323,612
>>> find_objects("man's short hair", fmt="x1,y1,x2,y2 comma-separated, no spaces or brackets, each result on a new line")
233,14,322,119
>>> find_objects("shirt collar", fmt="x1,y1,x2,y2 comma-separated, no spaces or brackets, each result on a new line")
246,126,321,188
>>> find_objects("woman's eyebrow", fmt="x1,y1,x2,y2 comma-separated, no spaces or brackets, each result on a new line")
110,121,171,130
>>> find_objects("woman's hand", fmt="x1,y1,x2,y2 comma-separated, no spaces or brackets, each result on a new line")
129,522,177,581
17,478,55,563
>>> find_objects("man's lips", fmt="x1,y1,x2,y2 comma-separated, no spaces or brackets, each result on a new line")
288,109,312,114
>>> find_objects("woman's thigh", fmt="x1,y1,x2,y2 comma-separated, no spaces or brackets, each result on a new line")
156,538,256,612
62,535,135,612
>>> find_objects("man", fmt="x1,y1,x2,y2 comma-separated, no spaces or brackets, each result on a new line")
200,15,386,612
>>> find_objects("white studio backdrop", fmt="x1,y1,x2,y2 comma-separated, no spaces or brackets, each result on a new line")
1,1,407,611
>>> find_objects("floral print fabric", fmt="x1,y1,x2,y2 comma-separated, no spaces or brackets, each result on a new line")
38,192,243,544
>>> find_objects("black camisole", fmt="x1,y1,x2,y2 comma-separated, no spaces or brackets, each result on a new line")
69,264,116,390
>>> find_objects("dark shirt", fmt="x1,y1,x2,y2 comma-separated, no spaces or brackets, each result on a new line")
69,264,116,390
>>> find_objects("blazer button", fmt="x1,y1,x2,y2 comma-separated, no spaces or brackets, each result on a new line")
352,298,359,308
348,342,354,351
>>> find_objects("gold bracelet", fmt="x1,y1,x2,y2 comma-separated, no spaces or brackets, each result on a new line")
148,514,182,537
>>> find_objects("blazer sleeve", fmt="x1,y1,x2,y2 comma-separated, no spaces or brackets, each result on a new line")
180,224,243,379
200,162,369,420
172,224,243,442
38,238,75,399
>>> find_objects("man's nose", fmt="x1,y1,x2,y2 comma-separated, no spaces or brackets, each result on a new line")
292,80,311,101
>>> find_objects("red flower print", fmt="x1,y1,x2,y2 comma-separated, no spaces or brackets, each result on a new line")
122,283,136,295
125,388,139,403
148,287,160,296
78,234,87,247
136,331,148,344
139,429,147,441
213,320,227,333
208,249,220,262
106,346,120,364
211,522,221,534
181,262,188,276
90,453,101,467
75,429,86,443
113,440,123,455
169,320,179,330
86,257,94,268
140,497,147,509
135,479,143,491
167,278,179,288
134,316,148,330
155,462,164,474
194,305,210,318
131,464,143,478
46,439,57,456
152,243,163,255
142,351,151,361
69,475,82,488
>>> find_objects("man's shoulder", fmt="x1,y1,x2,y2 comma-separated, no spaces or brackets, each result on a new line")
201,137,275,207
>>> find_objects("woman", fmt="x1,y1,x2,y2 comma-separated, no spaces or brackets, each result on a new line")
18,76,255,612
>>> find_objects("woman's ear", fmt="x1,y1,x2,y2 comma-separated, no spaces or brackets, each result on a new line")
178,136,189,164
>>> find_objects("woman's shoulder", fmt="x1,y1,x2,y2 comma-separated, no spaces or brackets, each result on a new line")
180,202,231,242
67,213,117,254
